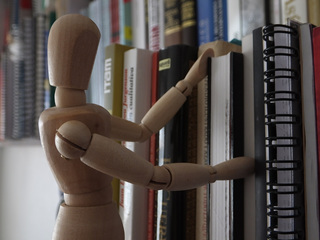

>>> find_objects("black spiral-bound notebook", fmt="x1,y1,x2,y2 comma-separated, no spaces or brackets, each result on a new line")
262,23,305,239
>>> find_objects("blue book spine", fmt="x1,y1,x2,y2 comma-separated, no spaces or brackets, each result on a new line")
196,0,214,45
222,0,228,41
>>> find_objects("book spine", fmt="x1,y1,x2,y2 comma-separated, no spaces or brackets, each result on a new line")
226,0,241,41
120,48,153,240
104,43,133,206
181,0,197,47
230,52,244,239
164,0,182,47
213,0,225,41
185,69,198,240
301,23,320,240
104,44,133,116
155,44,197,240
34,14,46,137
196,59,210,239
0,52,7,140
242,33,256,240
280,0,308,24
111,0,120,43
196,40,242,240
148,0,160,51
196,0,214,45
208,52,244,240
308,0,320,26
88,0,105,106
101,0,111,51
253,26,267,240
131,0,147,48
262,23,305,239
147,51,158,240
119,0,132,46
240,0,266,37
22,14,35,137
312,25,320,240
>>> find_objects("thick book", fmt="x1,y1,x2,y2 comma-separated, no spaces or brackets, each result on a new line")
196,40,241,240
208,51,244,240
104,43,133,205
155,44,198,240
262,23,305,239
120,47,153,240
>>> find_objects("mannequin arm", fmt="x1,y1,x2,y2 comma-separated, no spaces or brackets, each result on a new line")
107,48,214,142
55,121,254,191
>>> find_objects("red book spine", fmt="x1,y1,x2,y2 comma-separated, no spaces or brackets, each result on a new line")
147,51,158,240
111,0,120,43
312,27,320,201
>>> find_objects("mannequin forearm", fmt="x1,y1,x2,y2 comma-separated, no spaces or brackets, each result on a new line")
140,86,186,137
150,157,254,191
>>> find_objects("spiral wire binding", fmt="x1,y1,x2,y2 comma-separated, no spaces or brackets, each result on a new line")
262,24,305,240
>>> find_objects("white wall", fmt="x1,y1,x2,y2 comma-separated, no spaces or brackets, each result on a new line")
0,144,60,240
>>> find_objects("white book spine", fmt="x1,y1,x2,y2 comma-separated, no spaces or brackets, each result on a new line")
120,48,152,240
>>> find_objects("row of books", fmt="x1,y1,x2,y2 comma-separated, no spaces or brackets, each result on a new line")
0,0,56,140
114,18,320,240
104,42,197,240
82,5,320,239
0,0,316,140
64,0,317,107
103,40,242,239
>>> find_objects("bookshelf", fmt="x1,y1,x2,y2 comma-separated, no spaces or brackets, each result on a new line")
0,0,320,240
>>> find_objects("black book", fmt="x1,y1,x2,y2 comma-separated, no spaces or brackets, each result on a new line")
155,44,198,240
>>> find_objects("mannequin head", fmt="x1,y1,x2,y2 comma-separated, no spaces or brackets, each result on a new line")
47,14,100,90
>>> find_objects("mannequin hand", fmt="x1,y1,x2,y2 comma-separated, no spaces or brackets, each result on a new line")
55,120,92,159
210,157,255,182
175,48,214,96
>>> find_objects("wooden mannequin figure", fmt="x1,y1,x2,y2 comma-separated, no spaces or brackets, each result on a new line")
39,14,254,240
